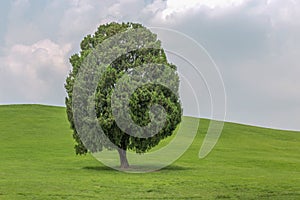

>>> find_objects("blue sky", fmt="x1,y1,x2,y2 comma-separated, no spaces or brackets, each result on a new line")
0,0,300,130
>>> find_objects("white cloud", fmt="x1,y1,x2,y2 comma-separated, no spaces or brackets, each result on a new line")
141,0,300,130
0,39,71,104
1,0,300,130
159,0,245,20
58,0,146,46
166,0,244,10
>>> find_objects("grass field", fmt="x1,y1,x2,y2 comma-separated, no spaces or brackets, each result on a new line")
0,104,299,199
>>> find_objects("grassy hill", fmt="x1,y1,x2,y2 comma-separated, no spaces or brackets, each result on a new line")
0,104,299,199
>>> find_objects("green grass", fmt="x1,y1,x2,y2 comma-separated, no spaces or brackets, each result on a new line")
0,104,299,199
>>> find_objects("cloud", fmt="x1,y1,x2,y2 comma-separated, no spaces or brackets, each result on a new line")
58,0,148,46
1,0,300,130
0,39,71,104
143,0,300,130
162,0,244,17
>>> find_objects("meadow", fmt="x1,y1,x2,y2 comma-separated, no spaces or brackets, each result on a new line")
0,104,299,199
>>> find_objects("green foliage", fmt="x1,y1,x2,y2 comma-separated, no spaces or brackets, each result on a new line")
65,22,182,155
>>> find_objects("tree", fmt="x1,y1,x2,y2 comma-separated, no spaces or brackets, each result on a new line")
65,22,182,169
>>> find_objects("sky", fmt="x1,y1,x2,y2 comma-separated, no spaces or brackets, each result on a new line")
0,0,299,131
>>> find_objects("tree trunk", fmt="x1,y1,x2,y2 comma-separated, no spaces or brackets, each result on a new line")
117,148,129,169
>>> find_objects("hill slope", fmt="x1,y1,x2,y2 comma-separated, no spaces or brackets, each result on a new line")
0,104,299,199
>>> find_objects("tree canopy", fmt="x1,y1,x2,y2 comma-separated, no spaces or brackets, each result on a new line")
65,22,182,168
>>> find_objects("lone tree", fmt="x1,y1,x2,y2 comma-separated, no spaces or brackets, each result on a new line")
65,22,182,168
